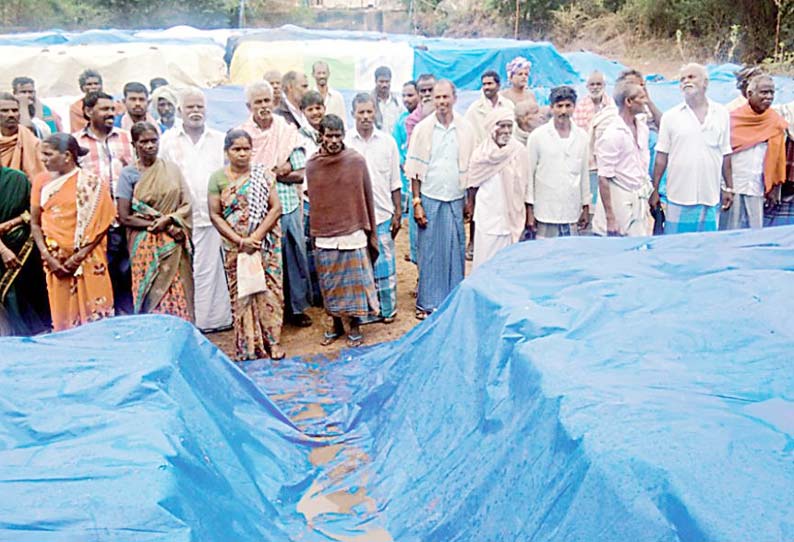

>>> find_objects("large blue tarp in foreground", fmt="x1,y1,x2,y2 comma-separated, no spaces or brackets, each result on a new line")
0,318,312,541
3,226,794,540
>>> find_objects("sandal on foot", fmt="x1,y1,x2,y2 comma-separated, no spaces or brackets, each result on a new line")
321,331,342,346
346,334,363,347
383,316,395,324
269,346,286,360
415,309,428,320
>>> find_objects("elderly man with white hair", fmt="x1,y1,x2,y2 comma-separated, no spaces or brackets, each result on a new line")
723,74,788,230
467,107,529,269
513,100,543,145
650,63,734,234
159,87,232,332
237,80,313,327
574,71,615,207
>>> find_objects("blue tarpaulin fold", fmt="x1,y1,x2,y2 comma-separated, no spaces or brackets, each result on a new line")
2,226,794,541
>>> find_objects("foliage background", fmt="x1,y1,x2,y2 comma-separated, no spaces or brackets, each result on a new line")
1,0,792,65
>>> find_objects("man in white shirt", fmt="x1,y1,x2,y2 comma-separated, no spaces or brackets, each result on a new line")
345,93,402,323
405,80,475,319
650,63,734,234
525,86,591,238
464,70,515,145
593,82,654,237
159,88,232,332
722,74,788,230
312,61,346,126
372,65,404,135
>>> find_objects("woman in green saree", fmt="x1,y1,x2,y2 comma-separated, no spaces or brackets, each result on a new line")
117,122,194,322
0,166,50,335
208,129,284,361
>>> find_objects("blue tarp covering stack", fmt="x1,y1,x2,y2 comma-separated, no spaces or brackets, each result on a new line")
2,226,793,540
412,38,580,90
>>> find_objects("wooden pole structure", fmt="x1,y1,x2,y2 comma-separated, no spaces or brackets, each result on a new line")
774,0,782,61
514,0,520,39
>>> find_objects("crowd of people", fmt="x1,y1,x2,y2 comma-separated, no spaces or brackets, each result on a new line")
1,56,793,359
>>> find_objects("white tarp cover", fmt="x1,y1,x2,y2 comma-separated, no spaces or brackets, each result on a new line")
228,39,414,90
1,42,227,96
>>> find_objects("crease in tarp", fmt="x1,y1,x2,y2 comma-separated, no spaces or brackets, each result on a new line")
2,226,794,541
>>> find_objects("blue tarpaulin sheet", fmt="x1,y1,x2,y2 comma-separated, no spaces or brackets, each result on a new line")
562,50,627,83
0,27,222,47
411,38,580,90
2,226,794,540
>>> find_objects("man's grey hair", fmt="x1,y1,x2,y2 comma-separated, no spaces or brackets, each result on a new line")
587,70,605,82
282,71,302,91
434,79,457,96
0,91,19,104
680,63,709,81
613,82,642,110
747,74,774,94
312,60,329,73
179,87,205,110
244,80,273,104
263,69,282,82
514,100,538,117
351,92,375,113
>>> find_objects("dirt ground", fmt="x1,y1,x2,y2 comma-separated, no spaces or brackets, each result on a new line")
207,217,467,359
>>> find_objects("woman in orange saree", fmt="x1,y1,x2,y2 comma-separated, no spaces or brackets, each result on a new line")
30,133,115,331
117,122,194,322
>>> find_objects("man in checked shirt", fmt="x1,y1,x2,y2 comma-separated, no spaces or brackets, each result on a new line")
73,91,135,315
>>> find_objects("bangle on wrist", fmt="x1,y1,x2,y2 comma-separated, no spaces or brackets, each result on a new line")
412,197,422,207
723,187,734,194
238,237,245,248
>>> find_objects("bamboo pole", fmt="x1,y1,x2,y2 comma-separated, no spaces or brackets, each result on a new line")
514,0,519,39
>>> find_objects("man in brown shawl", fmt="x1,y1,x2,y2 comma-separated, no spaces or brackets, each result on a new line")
305,114,380,347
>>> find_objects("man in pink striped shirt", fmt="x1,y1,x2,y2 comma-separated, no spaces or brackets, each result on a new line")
592,82,654,237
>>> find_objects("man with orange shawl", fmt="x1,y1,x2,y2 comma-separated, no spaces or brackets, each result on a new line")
238,80,313,328
467,107,529,269
721,74,788,230
30,134,116,331
0,93,45,180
